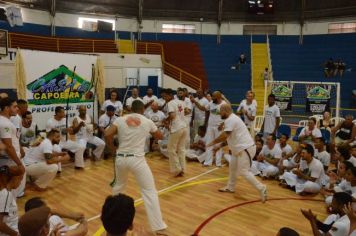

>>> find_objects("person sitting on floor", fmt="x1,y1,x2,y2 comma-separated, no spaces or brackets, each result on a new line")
186,126,207,162
280,144,325,195
298,118,322,146
314,137,331,171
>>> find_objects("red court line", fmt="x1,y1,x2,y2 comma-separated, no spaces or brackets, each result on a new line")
192,197,324,236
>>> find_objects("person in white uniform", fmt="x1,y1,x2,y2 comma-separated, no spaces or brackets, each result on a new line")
98,105,118,138
104,100,167,235
144,102,166,152
177,88,192,148
101,90,123,117
19,111,38,148
299,117,322,145
280,144,325,194
186,125,207,162
164,89,187,177
46,106,86,169
252,134,282,177
314,137,331,171
194,91,227,167
237,91,257,137
125,88,143,112
9,99,28,132
302,192,352,236
24,129,70,190
72,105,105,161
261,94,281,138
0,97,26,198
190,89,209,141
143,88,159,113
207,103,267,202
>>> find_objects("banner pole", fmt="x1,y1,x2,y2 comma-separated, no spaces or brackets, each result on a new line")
66,66,76,141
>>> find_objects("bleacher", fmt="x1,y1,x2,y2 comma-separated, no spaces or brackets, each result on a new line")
199,37,251,104
270,33,356,116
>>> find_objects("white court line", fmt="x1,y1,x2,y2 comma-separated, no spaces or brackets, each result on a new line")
69,165,222,229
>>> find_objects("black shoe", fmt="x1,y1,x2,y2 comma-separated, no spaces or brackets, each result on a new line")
74,167,84,170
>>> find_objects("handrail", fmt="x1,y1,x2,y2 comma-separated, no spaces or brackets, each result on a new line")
136,41,202,89
266,34,274,81
250,34,254,90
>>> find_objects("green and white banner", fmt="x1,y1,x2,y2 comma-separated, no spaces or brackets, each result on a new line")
21,50,98,130
271,83,293,111
305,84,331,113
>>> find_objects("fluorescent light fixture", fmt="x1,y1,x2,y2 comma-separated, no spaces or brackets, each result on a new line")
78,17,115,30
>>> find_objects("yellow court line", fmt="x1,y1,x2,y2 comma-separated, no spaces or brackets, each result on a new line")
93,177,228,236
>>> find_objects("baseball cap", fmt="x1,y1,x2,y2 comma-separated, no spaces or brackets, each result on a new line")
18,206,51,236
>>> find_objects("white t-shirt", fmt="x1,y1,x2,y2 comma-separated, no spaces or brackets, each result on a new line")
193,97,209,122
24,138,53,165
98,114,117,129
0,189,18,235
237,99,257,127
101,100,123,115
143,95,158,105
298,127,322,144
224,114,254,155
324,214,350,236
73,114,93,140
207,101,226,127
263,104,280,134
183,97,193,125
261,144,282,160
300,158,325,185
20,122,37,146
9,114,21,129
145,110,166,127
46,117,67,142
315,149,331,168
126,96,143,108
276,143,293,156
167,99,187,133
348,156,356,167
0,115,21,158
113,113,157,156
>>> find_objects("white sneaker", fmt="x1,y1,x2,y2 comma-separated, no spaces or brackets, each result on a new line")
218,187,235,193
260,186,267,203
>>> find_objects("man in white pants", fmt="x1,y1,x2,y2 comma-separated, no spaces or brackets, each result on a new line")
72,105,105,161
280,143,325,195
24,129,70,190
46,106,86,169
177,88,192,148
164,89,187,177
195,91,226,167
105,100,167,235
190,89,209,141
207,103,267,202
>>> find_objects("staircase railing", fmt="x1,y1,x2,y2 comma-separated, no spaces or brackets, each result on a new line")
136,41,202,90
266,34,274,81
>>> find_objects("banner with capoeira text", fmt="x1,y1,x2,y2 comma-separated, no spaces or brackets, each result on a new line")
271,83,293,111
21,50,98,130
305,84,331,113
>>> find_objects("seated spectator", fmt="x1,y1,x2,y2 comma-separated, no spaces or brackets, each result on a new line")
98,105,117,138
277,227,300,236
239,53,247,64
337,144,356,167
301,192,352,236
101,194,154,236
252,134,282,178
344,203,356,235
314,137,331,171
332,115,356,146
322,166,356,207
24,129,70,191
319,111,335,131
0,166,22,236
298,118,322,145
280,143,303,173
280,144,325,195
324,58,335,78
186,126,206,162
334,59,346,77
24,197,88,236
277,134,293,158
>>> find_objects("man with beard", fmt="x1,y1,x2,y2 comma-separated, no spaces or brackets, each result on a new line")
190,89,209,141
207,103,267,202
23,129,70,191
20,111,38,148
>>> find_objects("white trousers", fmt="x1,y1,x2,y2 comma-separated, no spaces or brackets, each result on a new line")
186,149,203,161
281,171,321,194
252,161,280,177
167,128,187,174
13,159,26,198
77,136,106,160
204,126,223,166
60,140,86,168
192,120,204,141
26,162,58,188
225,146,265,192
112,156,167,231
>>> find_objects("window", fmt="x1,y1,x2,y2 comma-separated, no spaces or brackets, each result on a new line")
78,17,115,31
329,22,356,34
162,24,195,34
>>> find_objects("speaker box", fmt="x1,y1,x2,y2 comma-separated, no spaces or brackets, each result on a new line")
97,21,113,32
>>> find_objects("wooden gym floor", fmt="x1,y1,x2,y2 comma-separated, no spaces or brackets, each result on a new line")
17,153,327,236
